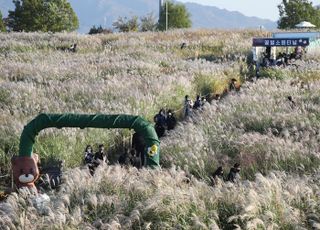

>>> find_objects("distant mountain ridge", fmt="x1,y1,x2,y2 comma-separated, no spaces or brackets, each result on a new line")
0,0,277,33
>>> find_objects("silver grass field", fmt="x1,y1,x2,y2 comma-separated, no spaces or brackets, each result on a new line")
0,30,320,229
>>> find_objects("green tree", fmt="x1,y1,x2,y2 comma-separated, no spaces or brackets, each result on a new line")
0,11,5,32
113,16,139,32
7,0,79,32
278,0,320,29
158,1,191,31
88,25,112,35
140,13,157,32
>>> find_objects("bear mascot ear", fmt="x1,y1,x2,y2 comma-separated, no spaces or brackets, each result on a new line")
11,154,40,191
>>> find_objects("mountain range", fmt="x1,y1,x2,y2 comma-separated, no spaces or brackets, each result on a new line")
0,0,277,33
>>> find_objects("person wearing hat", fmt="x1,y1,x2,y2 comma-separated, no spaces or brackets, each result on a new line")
227,163,241,183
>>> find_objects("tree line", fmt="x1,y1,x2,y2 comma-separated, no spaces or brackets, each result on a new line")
0,0,191,33
91,1,192,35
0,0,319,33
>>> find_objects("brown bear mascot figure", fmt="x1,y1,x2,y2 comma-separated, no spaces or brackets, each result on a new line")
11,154,40,191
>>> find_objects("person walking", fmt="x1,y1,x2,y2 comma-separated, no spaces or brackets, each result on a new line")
184,95,193,118
166,109,177,130
227,163,241,183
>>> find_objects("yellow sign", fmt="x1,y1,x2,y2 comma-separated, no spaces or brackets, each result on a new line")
148,145,158,157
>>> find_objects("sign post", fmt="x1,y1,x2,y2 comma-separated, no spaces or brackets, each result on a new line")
252,38,309,47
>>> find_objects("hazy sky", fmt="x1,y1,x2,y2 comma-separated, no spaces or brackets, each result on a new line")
178,0,320,21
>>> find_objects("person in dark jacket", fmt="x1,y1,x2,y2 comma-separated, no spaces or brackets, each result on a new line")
94,144,107,167
211,166,224,186
84,145,94,164
184,95,193,118
166,109,177,130
287,96,296,108
193,95,201,109
229,78,238,91
154,108,167,137
84,145,95,175
132,132,146,167
118,149,132,166
227,163,241,183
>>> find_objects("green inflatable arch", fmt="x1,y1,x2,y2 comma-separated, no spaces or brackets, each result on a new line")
19,113,160,168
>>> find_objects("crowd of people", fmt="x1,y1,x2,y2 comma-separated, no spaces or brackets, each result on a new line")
83,144,107,175
152,77,240,138
82,141,242,185
82,82,242,183
260,46,304,68
83,132,147,174
153,108,177,138
183,94,209,118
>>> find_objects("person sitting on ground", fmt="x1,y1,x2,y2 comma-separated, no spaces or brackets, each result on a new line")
37,159,64,190
227,163,241,183
193,95,202,110
262,52,270,67
154,108,167,138
94,144,107,167
283,52,289,66
184,95,193,118
276,52,284,66
166,109,177,130
211,166,224,186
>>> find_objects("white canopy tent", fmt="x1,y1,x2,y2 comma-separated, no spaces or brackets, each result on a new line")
295,21,316,28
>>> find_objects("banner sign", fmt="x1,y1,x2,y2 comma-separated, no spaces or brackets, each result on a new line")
253,38,309,47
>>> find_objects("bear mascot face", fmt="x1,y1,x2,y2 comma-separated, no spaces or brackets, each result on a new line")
11,154,40,190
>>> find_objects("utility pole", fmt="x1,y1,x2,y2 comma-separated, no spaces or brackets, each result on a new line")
166,0,168,31
159,0,163,20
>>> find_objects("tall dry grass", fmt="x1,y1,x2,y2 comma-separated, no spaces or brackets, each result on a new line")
0,29,320,229
0,164,320,229
0,30,260,170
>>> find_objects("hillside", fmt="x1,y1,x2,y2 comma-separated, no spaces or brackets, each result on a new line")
0,0,276,33
184,2,276,29
0,30,320,228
